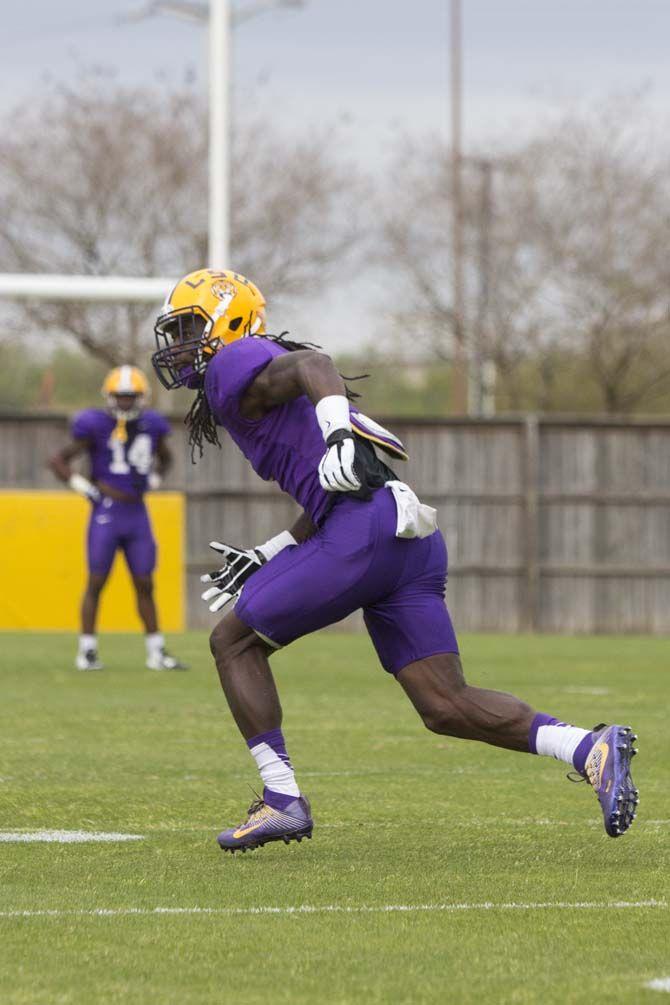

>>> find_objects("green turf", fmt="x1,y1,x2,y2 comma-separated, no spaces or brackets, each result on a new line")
0,631,668,1003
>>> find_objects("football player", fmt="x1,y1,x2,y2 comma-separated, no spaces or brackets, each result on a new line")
152,269,638,852
48,365,187,672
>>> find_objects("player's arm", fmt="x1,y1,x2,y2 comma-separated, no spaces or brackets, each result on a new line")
155,436,173,476
240,350,346,419
290,509,317,544
241,350,363,496
148,434,173,490
48,439,101,502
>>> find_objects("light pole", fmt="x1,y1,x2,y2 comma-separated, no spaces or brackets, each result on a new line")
124,0,306,268
209,0,230,267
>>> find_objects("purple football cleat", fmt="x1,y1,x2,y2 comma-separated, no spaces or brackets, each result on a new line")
583,724,639,837
217,795,313,853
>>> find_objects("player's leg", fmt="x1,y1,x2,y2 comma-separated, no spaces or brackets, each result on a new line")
365,522,639,836
131,574,158,632
208,493,400,851
209,611,312,852
124,506,186,670
365,549,541,753
397,652,535,751
81,572,108,634
78,572,108,670
209,610,282,738
78,506,117,670
396,652,638,836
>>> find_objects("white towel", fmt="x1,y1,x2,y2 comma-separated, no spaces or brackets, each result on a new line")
385,481,438,539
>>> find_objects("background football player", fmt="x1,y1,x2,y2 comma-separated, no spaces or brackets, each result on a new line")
152,269,638,852
49,365,187,672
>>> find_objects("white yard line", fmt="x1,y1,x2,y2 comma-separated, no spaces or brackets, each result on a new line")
3,819,666,841
0,900,665,920
4,819,664,839
563,687,611,695
646,979,670,992
0,831,144,843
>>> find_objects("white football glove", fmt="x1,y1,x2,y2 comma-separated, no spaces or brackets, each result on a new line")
69,473,101,503
200,530,297,614
318,430,361,493
148,472,162,491
200,542,265,613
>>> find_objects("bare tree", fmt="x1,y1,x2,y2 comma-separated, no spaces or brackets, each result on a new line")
0,69,363,367
231,114,365,305
375,140,555,409
0,70,205,367
377,97,670,414
376,142,454,353
518,98,670,412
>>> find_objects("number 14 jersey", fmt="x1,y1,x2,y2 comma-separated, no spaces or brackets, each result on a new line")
71,409,171,498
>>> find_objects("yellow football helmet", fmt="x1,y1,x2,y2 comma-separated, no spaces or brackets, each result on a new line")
102,365,149,422
152,269,266,390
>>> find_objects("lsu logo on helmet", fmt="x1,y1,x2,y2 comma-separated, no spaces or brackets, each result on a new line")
210,279,238,304
152,269,266,390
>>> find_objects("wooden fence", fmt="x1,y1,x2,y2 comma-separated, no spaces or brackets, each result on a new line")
2,411,670,634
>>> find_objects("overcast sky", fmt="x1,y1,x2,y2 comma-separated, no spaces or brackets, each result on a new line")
3,1,670,156
2,1,670,351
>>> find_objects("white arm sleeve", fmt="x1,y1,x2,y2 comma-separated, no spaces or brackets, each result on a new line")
315,395,351,441
69,474,98,499
255,530,297,561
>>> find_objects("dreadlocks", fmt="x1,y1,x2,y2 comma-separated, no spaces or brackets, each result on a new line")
184,332,368,463
184,385,222,462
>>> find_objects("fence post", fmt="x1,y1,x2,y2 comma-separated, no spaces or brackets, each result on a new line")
523,414,540,631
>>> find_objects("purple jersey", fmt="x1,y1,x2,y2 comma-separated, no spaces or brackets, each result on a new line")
71,408,170,498
205,338,334,524
205,337,457,677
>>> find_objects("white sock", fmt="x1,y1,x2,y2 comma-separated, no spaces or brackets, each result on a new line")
248,740,300,798
146,632,164,657
535,724,591,766
78,634,97,654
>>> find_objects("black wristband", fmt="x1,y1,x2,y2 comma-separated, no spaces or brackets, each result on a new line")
325,428,355,448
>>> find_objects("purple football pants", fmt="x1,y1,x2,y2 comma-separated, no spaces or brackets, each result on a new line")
86,498,156,577
236,485,459,675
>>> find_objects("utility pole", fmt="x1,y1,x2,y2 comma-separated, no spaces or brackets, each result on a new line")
450,0,467,414
471,157,493,415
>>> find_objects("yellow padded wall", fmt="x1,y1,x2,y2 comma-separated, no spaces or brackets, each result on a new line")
0,491,184,631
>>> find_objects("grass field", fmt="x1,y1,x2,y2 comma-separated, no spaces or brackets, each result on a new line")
1,631,668,1003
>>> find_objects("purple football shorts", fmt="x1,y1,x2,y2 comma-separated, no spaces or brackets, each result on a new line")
86,498,156,577
235,485,459,675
